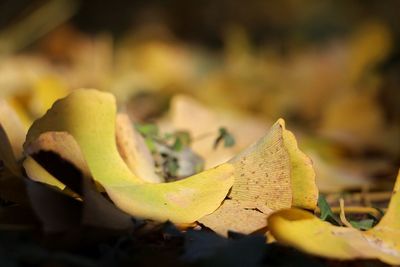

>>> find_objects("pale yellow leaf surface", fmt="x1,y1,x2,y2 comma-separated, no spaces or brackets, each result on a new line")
228,120,292,211
268,170,400,265
198,199,272,235
199,120,318,236
24,89,234,223
170,94,267,169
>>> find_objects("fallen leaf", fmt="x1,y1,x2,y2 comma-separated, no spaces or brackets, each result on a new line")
0,125,28,204
0,124,21,176
0,120,28,204
25,131,91,178
319,86,386,151
228,120,293,211
281,120,318,210
25,152,134,232
350,219,374,230
0,99,26,160
23,156,66,190
198,199,270,236
199,119,318,235
25,113,162,183
317,195,341,225
115,113,162,183
268,170,400,265
29,76,69,118
170,94,267,169
25,178,82,232
24,89,234,223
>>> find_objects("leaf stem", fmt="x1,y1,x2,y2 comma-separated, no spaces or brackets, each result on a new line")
339,198,355,228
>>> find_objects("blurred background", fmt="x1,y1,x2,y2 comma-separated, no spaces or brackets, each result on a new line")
0,0,399,194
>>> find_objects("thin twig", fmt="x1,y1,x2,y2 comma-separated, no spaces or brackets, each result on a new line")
339,198,355,228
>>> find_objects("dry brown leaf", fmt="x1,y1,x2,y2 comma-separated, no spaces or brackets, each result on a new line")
228,121,292,211
199,119,317,236
198,199,272,235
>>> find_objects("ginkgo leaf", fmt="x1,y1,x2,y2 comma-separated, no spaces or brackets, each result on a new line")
228,120,292,211
268,170,400,265
0,99,26,160
30,76,69,118
24,89,234,223
23,156,66,190
199,120,318,236
0,121,30,204
25,131,91,178
1,76,70,130
25,168,133,232
0,124,21,176
198,199,272,235
115,113,163,183
281,120,318,210
25,113,162,183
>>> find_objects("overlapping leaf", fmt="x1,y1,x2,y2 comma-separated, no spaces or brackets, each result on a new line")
268,170,400,265
199,119,318,235
24,89,234,224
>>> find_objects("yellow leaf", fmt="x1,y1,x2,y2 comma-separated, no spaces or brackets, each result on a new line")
6,98,32,130
347,22,392,84
268,170,400,265
24,89,234,223
199,199,271,235
25,113,162,183
30,76,69,118
0,99,26,159
375,170,400,229
25,131,91,178
199,119,318,236
115,113,163,183
23,156,66,190
281,119,318,210
228,120,292,211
